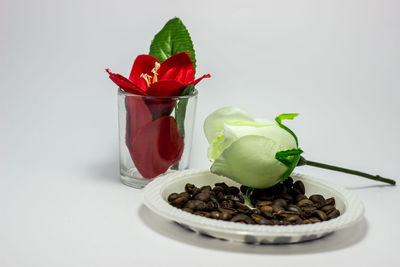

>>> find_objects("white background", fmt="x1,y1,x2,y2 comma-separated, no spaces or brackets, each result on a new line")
1,0,399,266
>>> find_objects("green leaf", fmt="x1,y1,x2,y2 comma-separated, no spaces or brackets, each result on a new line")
175,84,195,138
275,148,303,183
275,113,299,147
149,17,196,69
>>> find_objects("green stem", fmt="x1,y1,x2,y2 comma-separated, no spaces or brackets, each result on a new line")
298,156,396,185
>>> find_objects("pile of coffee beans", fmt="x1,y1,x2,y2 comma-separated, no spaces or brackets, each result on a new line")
167,177,340,225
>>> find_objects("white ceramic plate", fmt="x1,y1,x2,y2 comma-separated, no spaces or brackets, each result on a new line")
143,170,364,244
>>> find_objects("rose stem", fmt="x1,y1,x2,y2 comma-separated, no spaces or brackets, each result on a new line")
298,156,396,185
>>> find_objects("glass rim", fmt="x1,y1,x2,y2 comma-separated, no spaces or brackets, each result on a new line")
118,87,198,99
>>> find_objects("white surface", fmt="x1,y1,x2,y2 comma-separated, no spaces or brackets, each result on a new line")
143,170,364,243
1,0,399,266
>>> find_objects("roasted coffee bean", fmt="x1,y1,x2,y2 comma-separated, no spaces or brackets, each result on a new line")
182,208,193,213
194,211,210,218
261,210,274,219
272,204,285,213
210,211,221,219
302,206,317,216
255,200,273,208
171,196,188,207
167,193,180,203
185,184,198,194
221,199,235,209
200,185,212,192
226,194,244,203
220,211,232,220
183,199,197,210
273,198,287,208
313,210,328,221
206,201,217,211
286,204,302,215
236,201,250,211
259,205,273,213
302,219,312,224
327,209,340,219
251,214,272,225
309,194,325,204
278,193,293,203
212,186,224,195
195,191,210,202
214,182,228,190
230,213,251,222
252,189,275,201
296,199,314,207
226,186,240,195
308,217,321,223
283,176,294,188
192,200,207,211
216,192,225,201
179,192,190,199
285,215,303,224
293,180,305,195
321,205,336,213
294,194,308,203
240,185,249,194
251,208,262,215
318,197,335,208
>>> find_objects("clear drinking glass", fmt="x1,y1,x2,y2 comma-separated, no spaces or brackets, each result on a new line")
118,88,198,188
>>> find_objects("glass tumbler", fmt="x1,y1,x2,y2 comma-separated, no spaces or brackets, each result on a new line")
118,88,198,188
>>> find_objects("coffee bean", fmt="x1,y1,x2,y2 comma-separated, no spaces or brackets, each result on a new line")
308,217,321,223
285,215,302,224
293,180,305,194
286,204,302,215
296,199,314,207
321,205,336,213
200,185,212,192
260,205,273,213
214,182,228,190
194,211,210,218
179,192,190,199
309,194,325,204
171,196,188,208
278,193,293,203
167,193,180,203
230,213,250,222
185,184,198,194
182,208,193,213
327,209,340,219
294,194,308,203
212,186,224,195
251,214,272,225
195,191,210,202
283,177,294,188
273,198,287,208
226,194,244,203
226,186,240,195
255,200,273,208
210,211,221,219
221,199,235,209
313,210,328,221
240,185,249,194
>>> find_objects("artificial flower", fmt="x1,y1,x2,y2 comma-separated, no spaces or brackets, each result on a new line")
204,107,300,188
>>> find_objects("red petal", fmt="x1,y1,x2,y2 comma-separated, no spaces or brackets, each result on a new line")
132,116,184,178
125,96,153,160
158,52,195,84
193,74,211,86
106,69,147,95
146,80,186,97
143,98,177,120
129,55,159,92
